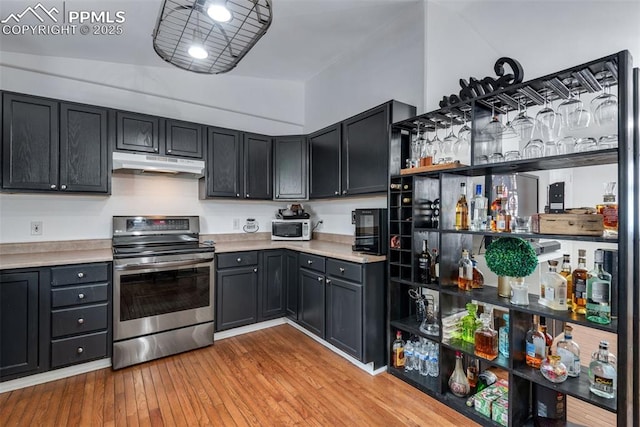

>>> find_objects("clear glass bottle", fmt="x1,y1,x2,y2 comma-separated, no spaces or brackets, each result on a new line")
496,192,511,233
595,181,618,236
539,260,568,310
455,182,469,230
461,303,479,344
525,317,545,368
556,325,581,377
498,313,509,358
540,355,569,383
417,239,433,284
571,249,588,314
449,351,471,397
589,340,617,399
457,249,473,291
586,249,612,325
559,254,574,311
392,330,405,368
470,255,484,289
490,185,504,232
470,184,488,231
474,313,498,360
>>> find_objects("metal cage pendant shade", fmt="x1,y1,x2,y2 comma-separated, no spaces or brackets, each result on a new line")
152,0,272,74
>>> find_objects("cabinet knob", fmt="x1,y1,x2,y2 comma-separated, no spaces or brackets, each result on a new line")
154,148,159,152
77,272,85,278
253,268,258,273
307,260,313,265
77,318,84,325
237,258,242,263
339,267,345,273
167,149,172,153
236,193,240,197
342,190,347,195
50,184,57,189
61,184,67,190
326,279,331,284
77,347,84,354
317,276,323,282
276,194,279,198
246,194,250,197
78,293,85,299
334,191,339,195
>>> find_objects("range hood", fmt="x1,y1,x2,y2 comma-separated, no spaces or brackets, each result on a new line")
112,152,205,178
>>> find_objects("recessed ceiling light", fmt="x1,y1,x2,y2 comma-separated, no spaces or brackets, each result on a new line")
207,1,232,22
188,44,208,59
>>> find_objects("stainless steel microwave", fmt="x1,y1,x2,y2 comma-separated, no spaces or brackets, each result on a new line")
271,219,311,240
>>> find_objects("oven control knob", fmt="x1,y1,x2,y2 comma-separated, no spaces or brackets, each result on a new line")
77,272,85,278
77,347,84,354
237,258,242,263
78,293,85,300
77,318,84,325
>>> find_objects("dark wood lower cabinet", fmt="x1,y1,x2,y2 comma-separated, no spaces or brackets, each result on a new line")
297,268,326,338
326,277,362,358
260,251,286,321
284,251,299,320
216,265,259,331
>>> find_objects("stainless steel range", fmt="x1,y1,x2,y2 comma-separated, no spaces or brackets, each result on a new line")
112,215,215,370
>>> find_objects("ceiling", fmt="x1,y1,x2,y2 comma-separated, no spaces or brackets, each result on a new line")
0,0,421,82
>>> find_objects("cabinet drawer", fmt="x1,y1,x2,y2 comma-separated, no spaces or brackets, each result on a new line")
327,259,362,283
51,331,108,368
298,253,325,273
51,263,109,286
217,252,258,269
51,283,108,308
51,303,108,338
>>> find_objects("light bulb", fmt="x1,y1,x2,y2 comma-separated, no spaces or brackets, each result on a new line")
188,44,208,59
207,4,232,22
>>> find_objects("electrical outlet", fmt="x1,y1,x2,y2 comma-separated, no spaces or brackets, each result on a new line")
31,221,43,236
232,218,240,230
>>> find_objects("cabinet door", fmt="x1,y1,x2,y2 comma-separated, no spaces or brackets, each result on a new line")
341,104,389,195
309,123,341,198
285,251,298,320
115,111,160,154
243,133,272,199
298,268,325,338
206,127,242,197
216,266,258,331
0,271,41,379
326,277,362,359
59,103,109,193
259,251,285,321
273,135,308,200
165,119,203,159
2,93,59,191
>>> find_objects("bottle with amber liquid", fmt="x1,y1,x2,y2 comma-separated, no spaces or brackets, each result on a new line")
490,185,505,231
525,316,545,368
457,249,473,291
470,255,484,289
595,181,618,237
474,313,498,360
572,249,588,314
539,317,553,356
559,254,573,311
455,182,469,230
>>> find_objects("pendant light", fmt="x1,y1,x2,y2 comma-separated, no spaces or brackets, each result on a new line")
152,0,272,74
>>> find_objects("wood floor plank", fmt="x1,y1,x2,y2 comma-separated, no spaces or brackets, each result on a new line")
148,363,177,426
91,368,107,427
131,366,151,427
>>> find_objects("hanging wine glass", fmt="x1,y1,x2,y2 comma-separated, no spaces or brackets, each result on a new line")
410,122,422,167
535,90,561,142
431,125,443,163
558,89,591,130
482,101,506,138
510,100,535,144
419,125,432,165
442,115,458,160
591,82,618,126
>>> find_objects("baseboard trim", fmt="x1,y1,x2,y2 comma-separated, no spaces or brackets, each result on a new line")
214,317,287,341
0,358,112,394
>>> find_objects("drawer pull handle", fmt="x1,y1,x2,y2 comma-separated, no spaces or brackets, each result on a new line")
339,267,345,273
77,318,84,325
237,258,242,263
77,272,85,278
317,276,323,281
307,260,313,265
77,347,84,354
78,293,85,299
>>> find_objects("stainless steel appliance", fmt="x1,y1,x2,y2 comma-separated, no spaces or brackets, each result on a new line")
271,219,311,240
112,215,215,369
352,208,387,255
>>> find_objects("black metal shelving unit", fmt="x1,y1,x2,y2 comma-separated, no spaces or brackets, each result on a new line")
387,51,637,426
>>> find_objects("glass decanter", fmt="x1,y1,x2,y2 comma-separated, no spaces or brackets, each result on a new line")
460,303,479,344
448,351,470,397
474,313,498,360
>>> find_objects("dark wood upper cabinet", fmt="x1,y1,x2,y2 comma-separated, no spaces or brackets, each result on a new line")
59,103,109,193
273,135,308,200
204,126,242,198
308,123,342,198
115,111,160,154
243,133,272,200
2,93,59,191
165,119,203,159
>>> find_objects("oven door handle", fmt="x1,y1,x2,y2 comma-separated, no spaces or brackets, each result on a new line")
115,258,212,271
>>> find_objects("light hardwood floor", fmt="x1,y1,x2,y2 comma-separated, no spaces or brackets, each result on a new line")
0,325,479,426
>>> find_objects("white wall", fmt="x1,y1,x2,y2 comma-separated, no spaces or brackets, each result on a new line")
305,195,387,236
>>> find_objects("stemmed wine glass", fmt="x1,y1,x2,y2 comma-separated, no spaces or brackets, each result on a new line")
510,100,535,149
558,89,591,130
535,90,561,142
482,101,506,138
442,116,458,160
453,110,471,160
591,82,618,126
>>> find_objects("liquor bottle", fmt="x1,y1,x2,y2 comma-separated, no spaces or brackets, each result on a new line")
455,182,470,230
466,358,479,391
586,249,612,324
417,239,433,284
432,198,440,229
474,313,498,360
539,317,553,356
470,255,484,289
457,249,473,291
461,303,479,344
572,249,588,314
556,325,581,377
559,254,573,311
539,260,568,310
392,330,405,368
470,184,488,231
595,181,618,236
448,351,471,397
431,248,439,281
588,340,617,399
525,316,545,368
496,191,511,233
490,185,505,231
402,197,412,205
498,313,509,358
390,183,402,190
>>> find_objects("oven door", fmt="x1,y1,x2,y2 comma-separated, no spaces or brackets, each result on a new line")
113,253,214,341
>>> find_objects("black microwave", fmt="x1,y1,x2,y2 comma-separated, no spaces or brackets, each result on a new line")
352,208,387,255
